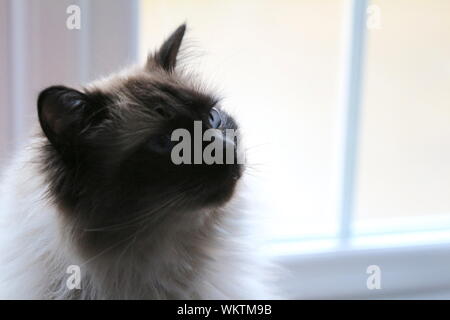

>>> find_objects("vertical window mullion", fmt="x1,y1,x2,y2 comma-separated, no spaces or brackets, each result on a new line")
337,0,368,246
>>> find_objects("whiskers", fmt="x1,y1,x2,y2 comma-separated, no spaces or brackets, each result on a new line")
241,142,270,179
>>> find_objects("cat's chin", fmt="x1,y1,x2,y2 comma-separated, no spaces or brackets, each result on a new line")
203,183,237,207
198,164,243,208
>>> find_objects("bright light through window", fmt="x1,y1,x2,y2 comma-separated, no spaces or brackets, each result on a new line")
355,0,450,235
140,0,346,242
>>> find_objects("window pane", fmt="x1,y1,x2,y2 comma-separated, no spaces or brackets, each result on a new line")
140,0,345,240
355,0,450,234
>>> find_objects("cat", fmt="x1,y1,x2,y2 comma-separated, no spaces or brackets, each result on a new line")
0,24,276,299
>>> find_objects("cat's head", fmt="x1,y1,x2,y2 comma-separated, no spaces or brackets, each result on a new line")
37,24,244,232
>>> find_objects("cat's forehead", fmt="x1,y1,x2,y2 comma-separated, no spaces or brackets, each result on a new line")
86,67,217,111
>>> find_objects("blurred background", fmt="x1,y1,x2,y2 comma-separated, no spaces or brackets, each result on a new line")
0,0,450,299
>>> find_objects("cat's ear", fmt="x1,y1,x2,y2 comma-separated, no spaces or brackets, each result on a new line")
147,24,186,72
37,85,89,148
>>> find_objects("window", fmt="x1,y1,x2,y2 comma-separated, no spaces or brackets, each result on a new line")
355,0,450,238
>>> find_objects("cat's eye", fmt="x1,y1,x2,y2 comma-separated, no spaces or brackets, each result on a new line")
209,107,222,129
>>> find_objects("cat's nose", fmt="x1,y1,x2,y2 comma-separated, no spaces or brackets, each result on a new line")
208,107,222,129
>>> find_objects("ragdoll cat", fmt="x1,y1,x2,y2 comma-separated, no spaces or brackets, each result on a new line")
0,24,274,299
